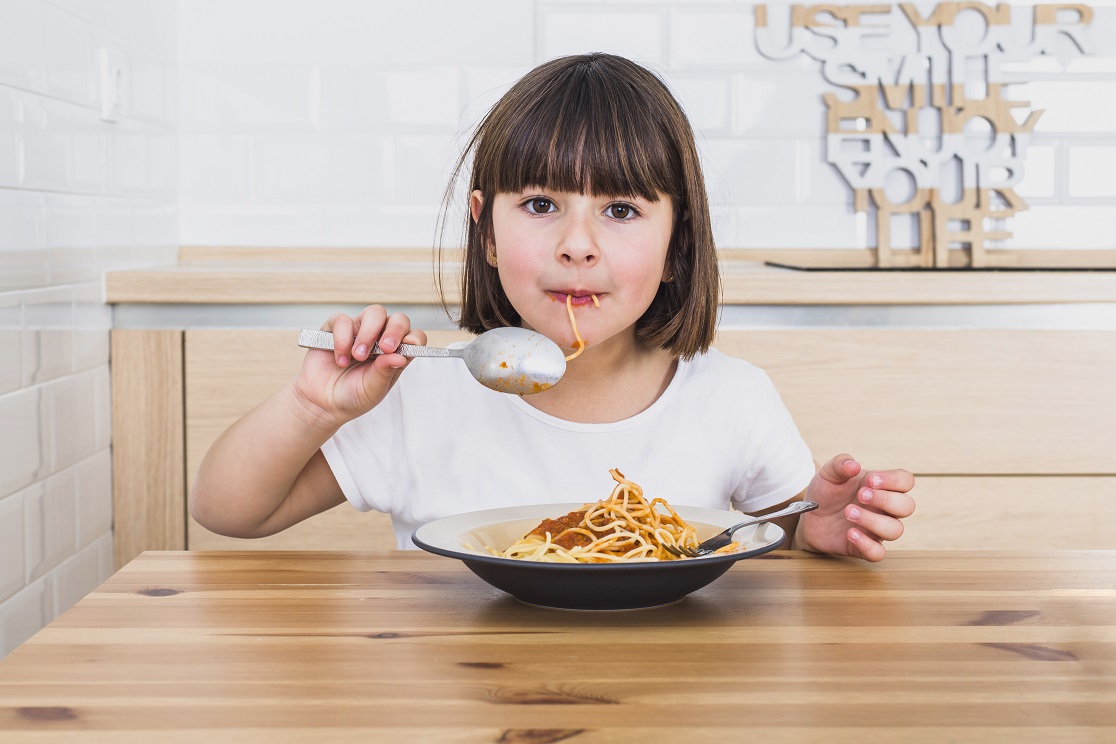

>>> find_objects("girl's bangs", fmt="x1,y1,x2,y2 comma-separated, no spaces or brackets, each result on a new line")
484,73,679,202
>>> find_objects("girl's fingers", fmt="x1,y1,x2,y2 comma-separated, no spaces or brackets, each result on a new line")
326,314,355,367
858,486,916,518
863,468,915,494
848,528,887,562
816,453,861,486
378,312,413,354
352,306,389,361
403,328,428,347
845,503,904,541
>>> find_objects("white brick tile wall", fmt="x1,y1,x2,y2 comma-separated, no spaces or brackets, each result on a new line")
0,294,21,395
43,2,96,107
24,471,77,582
669,74,733,136
21,286,75,387
178,134,252,201
0,387,49,500
75,450,112,550
181,65,318,131
670,6,763,69
0,0,46,93
179,0,533,67
799,140,858,207
382,69,461,130
49,370,100,472
1011,205,1116,249
45,194,99,284
1027,80,1116,134
171,2,1116,251
0,0,176,660
51,538,105,617
73,282,111,373
0,492,25,603
394,135,459,204
0,191,48,292
539,6,666,65
253,133,390,202
1067,145,1116,198
20,94,72,192
0,87,20,187
733,72,831,139
320,203,441,249
179,203,322,247
91,365,111,452
1015,144,1057,200
737,204,861,249
703,138,801,206
0,576,53,656
460,66,534,129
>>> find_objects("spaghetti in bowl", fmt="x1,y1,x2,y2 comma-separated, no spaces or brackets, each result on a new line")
411,497,786,610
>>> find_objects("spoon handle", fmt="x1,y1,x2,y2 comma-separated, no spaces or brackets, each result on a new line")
297,329,454,358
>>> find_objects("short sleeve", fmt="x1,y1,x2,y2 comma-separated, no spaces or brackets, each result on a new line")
319,386,403,515
730,373,816,513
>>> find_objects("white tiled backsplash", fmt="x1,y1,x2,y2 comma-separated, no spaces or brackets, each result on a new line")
0,0,176,659
3,0,1116,658
173,0,1116,251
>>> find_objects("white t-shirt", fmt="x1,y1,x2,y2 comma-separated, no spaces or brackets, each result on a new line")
321,347,816,548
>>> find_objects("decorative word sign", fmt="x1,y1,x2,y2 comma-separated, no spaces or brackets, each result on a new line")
755,3,1094,267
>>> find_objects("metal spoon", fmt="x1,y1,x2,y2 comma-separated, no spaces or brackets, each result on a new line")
297,327,566,395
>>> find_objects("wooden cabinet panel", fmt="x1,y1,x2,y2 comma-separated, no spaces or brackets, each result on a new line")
106,327,1114,557
111,330,186,569
715,329,1116,475
893,475,1115,550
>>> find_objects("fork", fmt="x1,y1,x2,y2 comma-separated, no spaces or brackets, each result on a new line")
664,500,819,558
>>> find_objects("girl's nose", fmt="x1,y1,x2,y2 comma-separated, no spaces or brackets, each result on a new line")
555,211,599,266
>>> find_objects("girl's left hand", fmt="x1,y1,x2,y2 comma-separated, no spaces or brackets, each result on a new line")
798,454,916,562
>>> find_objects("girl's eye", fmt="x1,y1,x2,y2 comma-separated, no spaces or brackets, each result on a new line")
606,203,639,220
524,197,556,214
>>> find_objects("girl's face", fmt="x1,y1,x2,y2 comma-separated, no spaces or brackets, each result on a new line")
472,187,673,356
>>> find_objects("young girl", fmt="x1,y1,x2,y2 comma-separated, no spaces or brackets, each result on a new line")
191,53,915,562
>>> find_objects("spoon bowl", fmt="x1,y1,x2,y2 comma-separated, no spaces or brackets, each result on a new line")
298,326,566,395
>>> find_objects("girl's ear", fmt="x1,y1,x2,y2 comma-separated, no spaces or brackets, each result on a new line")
470,190,484,223
471,190,497,267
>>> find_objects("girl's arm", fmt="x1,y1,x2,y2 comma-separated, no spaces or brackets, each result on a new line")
189,306,424,538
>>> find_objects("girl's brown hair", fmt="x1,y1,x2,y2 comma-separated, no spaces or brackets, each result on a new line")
437,53,719,359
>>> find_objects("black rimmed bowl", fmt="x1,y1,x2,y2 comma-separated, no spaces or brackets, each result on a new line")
411,503,786,610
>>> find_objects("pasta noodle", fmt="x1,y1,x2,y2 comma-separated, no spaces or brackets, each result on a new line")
563,293,598,362
487,469,740,563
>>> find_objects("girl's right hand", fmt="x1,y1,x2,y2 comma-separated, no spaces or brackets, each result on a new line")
291,305,427,430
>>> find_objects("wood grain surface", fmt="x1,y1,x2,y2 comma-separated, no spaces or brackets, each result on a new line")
110,330,186,567
1,550,1113,742
104,258,1116,305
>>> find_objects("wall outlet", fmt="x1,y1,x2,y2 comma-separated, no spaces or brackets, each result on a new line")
98,46,127,123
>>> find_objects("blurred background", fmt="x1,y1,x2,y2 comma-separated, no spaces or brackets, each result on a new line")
2,0,1115,657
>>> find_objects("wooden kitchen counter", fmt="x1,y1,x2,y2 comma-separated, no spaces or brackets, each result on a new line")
1,549,1113,742
103,247,1116,305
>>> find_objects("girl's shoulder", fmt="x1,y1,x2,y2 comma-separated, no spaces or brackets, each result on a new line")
676,348,782,410
682,347,771,384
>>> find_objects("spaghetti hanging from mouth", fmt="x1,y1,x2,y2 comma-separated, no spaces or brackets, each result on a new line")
563,293,598,362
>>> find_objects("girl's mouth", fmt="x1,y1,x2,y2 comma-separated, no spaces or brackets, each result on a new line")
547,291,600,306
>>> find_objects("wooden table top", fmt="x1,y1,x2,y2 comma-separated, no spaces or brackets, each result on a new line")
1,550,1114,742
